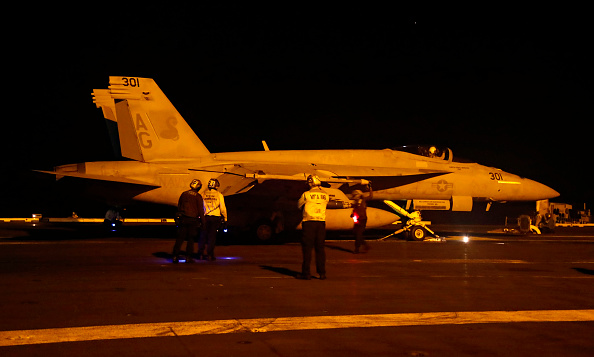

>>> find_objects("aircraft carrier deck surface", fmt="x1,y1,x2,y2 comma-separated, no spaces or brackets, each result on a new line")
1,225,593,356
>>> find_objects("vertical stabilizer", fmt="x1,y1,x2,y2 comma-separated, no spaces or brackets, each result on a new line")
92,76,210,161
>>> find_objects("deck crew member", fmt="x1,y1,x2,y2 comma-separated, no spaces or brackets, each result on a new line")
297,175,330,280
173,179,205,263
351,182,373,254
199,178,227,261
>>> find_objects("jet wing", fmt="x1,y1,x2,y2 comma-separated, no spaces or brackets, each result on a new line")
188,164,260,196
192,162,450,195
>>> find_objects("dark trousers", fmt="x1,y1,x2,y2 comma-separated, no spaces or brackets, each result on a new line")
354,218,368,250
301,220,326,276
199,216,221,258
173,219,200,257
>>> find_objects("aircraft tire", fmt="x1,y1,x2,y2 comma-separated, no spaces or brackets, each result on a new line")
254,220,274,241
409,225,426,241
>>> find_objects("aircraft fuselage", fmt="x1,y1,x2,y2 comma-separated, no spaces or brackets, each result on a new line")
63,147,557,212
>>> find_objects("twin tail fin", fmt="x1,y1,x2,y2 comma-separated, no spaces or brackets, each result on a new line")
92,76,210,162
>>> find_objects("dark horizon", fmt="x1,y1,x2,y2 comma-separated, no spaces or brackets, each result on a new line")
3,5,591,216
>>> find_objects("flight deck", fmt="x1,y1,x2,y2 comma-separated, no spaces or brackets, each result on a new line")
1,226,593,356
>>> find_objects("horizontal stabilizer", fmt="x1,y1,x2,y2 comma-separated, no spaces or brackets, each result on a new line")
34,170,160,188
92,89,117,122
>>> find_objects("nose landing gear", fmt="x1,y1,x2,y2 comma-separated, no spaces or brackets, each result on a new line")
380,200,444,242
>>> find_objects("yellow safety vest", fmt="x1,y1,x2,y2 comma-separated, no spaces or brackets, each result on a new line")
203,189,227,220
298,187,329,221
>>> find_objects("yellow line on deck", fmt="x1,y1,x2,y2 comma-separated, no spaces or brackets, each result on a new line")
2,309,594,347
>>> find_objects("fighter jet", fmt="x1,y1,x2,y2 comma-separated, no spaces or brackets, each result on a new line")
38,77,559,240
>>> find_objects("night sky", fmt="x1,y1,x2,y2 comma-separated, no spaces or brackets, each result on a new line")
3,4,592,216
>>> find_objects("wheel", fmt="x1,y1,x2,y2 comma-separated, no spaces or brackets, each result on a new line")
409,225,426,241
255,221,273,241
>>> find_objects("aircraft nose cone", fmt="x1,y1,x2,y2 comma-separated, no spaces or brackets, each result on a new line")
526,179,560,200
541,183,560,200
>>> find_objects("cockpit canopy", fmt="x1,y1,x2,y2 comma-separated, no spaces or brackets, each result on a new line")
393,145,452,161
